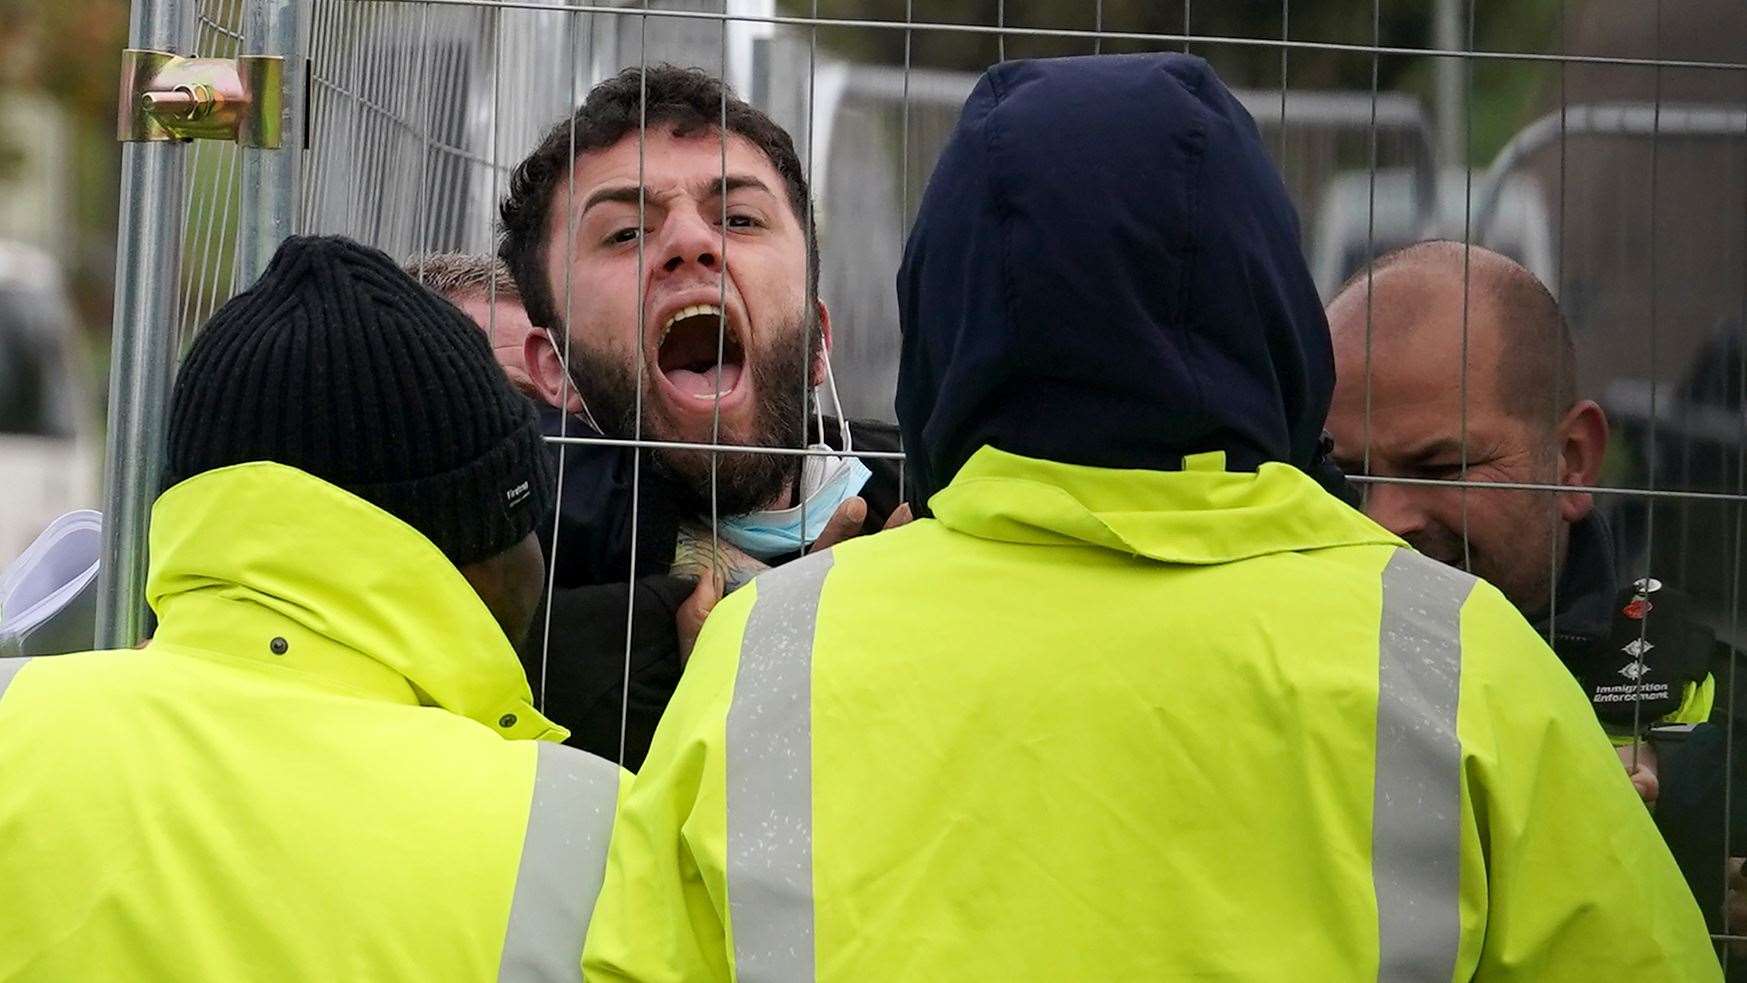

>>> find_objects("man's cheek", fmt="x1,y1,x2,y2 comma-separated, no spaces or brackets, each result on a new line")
745,269,805,313
579,305,636,355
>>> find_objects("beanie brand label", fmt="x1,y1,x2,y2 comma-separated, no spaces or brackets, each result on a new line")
504,479,532,511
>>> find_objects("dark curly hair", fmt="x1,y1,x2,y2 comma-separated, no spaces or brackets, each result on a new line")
498,65,818,331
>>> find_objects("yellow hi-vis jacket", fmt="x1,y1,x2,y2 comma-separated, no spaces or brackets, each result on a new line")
0,462,621,982
585,447,1718,982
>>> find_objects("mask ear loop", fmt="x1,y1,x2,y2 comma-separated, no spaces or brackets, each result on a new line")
547,326,606,435
575,396,606,437
822,349,853,453
814,384,827,448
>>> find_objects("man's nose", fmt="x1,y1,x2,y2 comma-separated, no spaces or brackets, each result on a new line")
655,208,721,277
1363,480,1430,539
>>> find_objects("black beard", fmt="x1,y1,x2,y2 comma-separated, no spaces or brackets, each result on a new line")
564,314,820,517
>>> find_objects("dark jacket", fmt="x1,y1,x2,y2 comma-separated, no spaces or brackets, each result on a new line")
521,411,903,770
535,404,686,590
1533,514,1719,732
1532,512,1745,937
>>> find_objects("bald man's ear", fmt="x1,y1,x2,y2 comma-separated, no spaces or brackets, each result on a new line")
524,328,584,414
1555,399,1609,525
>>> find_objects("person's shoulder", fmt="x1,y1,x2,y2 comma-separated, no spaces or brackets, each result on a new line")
0,646,165,696
685,551,836,652
1456,573,1561,664
1450,573,1619,744
1357,551,1581,704
523,738,626,786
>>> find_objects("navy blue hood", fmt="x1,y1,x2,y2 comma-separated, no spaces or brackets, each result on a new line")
896,53,1334,505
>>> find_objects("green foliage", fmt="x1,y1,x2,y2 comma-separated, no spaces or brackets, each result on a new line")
0,0,129,333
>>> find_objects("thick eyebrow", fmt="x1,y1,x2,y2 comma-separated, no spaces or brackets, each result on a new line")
579,174,774,218
580,184,650,216
695,173,775,202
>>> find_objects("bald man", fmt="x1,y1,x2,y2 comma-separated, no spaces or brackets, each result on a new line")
1326,241,1747,938
1321,242,1724,744
1325,240,1608,615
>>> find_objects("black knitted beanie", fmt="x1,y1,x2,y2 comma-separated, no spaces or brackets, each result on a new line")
166,235,553,567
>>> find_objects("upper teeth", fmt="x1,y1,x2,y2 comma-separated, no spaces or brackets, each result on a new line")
662,303,725,338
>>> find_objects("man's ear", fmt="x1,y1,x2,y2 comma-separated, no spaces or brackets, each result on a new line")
809,299,833,388
524,328,584,414
1555,399,1609,525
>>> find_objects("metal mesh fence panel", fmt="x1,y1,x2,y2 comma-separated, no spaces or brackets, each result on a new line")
178,1,248,340
130,0,1747,961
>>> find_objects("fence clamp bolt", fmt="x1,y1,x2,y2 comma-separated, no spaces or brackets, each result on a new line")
118,49,282,147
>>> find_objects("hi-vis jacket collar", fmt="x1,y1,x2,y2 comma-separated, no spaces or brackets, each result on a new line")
929,446,1404,565
145,461,564,741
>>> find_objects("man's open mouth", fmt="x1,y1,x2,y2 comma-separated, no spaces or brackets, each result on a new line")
656,303,745,401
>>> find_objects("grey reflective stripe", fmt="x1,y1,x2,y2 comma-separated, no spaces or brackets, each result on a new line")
498,740,619,983
0,657,31,701
726,551,834,983
1373,549,1476,982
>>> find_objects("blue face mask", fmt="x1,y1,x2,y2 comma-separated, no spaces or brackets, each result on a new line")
719,449,873,560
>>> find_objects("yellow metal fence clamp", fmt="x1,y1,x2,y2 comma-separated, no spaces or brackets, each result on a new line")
118,49,282,148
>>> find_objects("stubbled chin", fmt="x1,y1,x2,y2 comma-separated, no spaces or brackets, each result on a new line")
654,397,757,445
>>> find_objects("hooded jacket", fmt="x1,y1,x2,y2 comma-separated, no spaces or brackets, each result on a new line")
895,49,1336,505
0,463,619,981
583,54,1715,981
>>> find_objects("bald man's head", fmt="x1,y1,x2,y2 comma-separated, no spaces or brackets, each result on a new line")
1328,240,1574,429
1323,240,1608,616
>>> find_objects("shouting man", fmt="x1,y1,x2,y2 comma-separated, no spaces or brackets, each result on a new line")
499,66,905,767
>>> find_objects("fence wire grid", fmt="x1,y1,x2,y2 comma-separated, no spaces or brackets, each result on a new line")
163,0,1747,960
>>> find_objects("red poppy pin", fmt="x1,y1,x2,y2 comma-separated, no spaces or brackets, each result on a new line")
1623,597,1654,620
